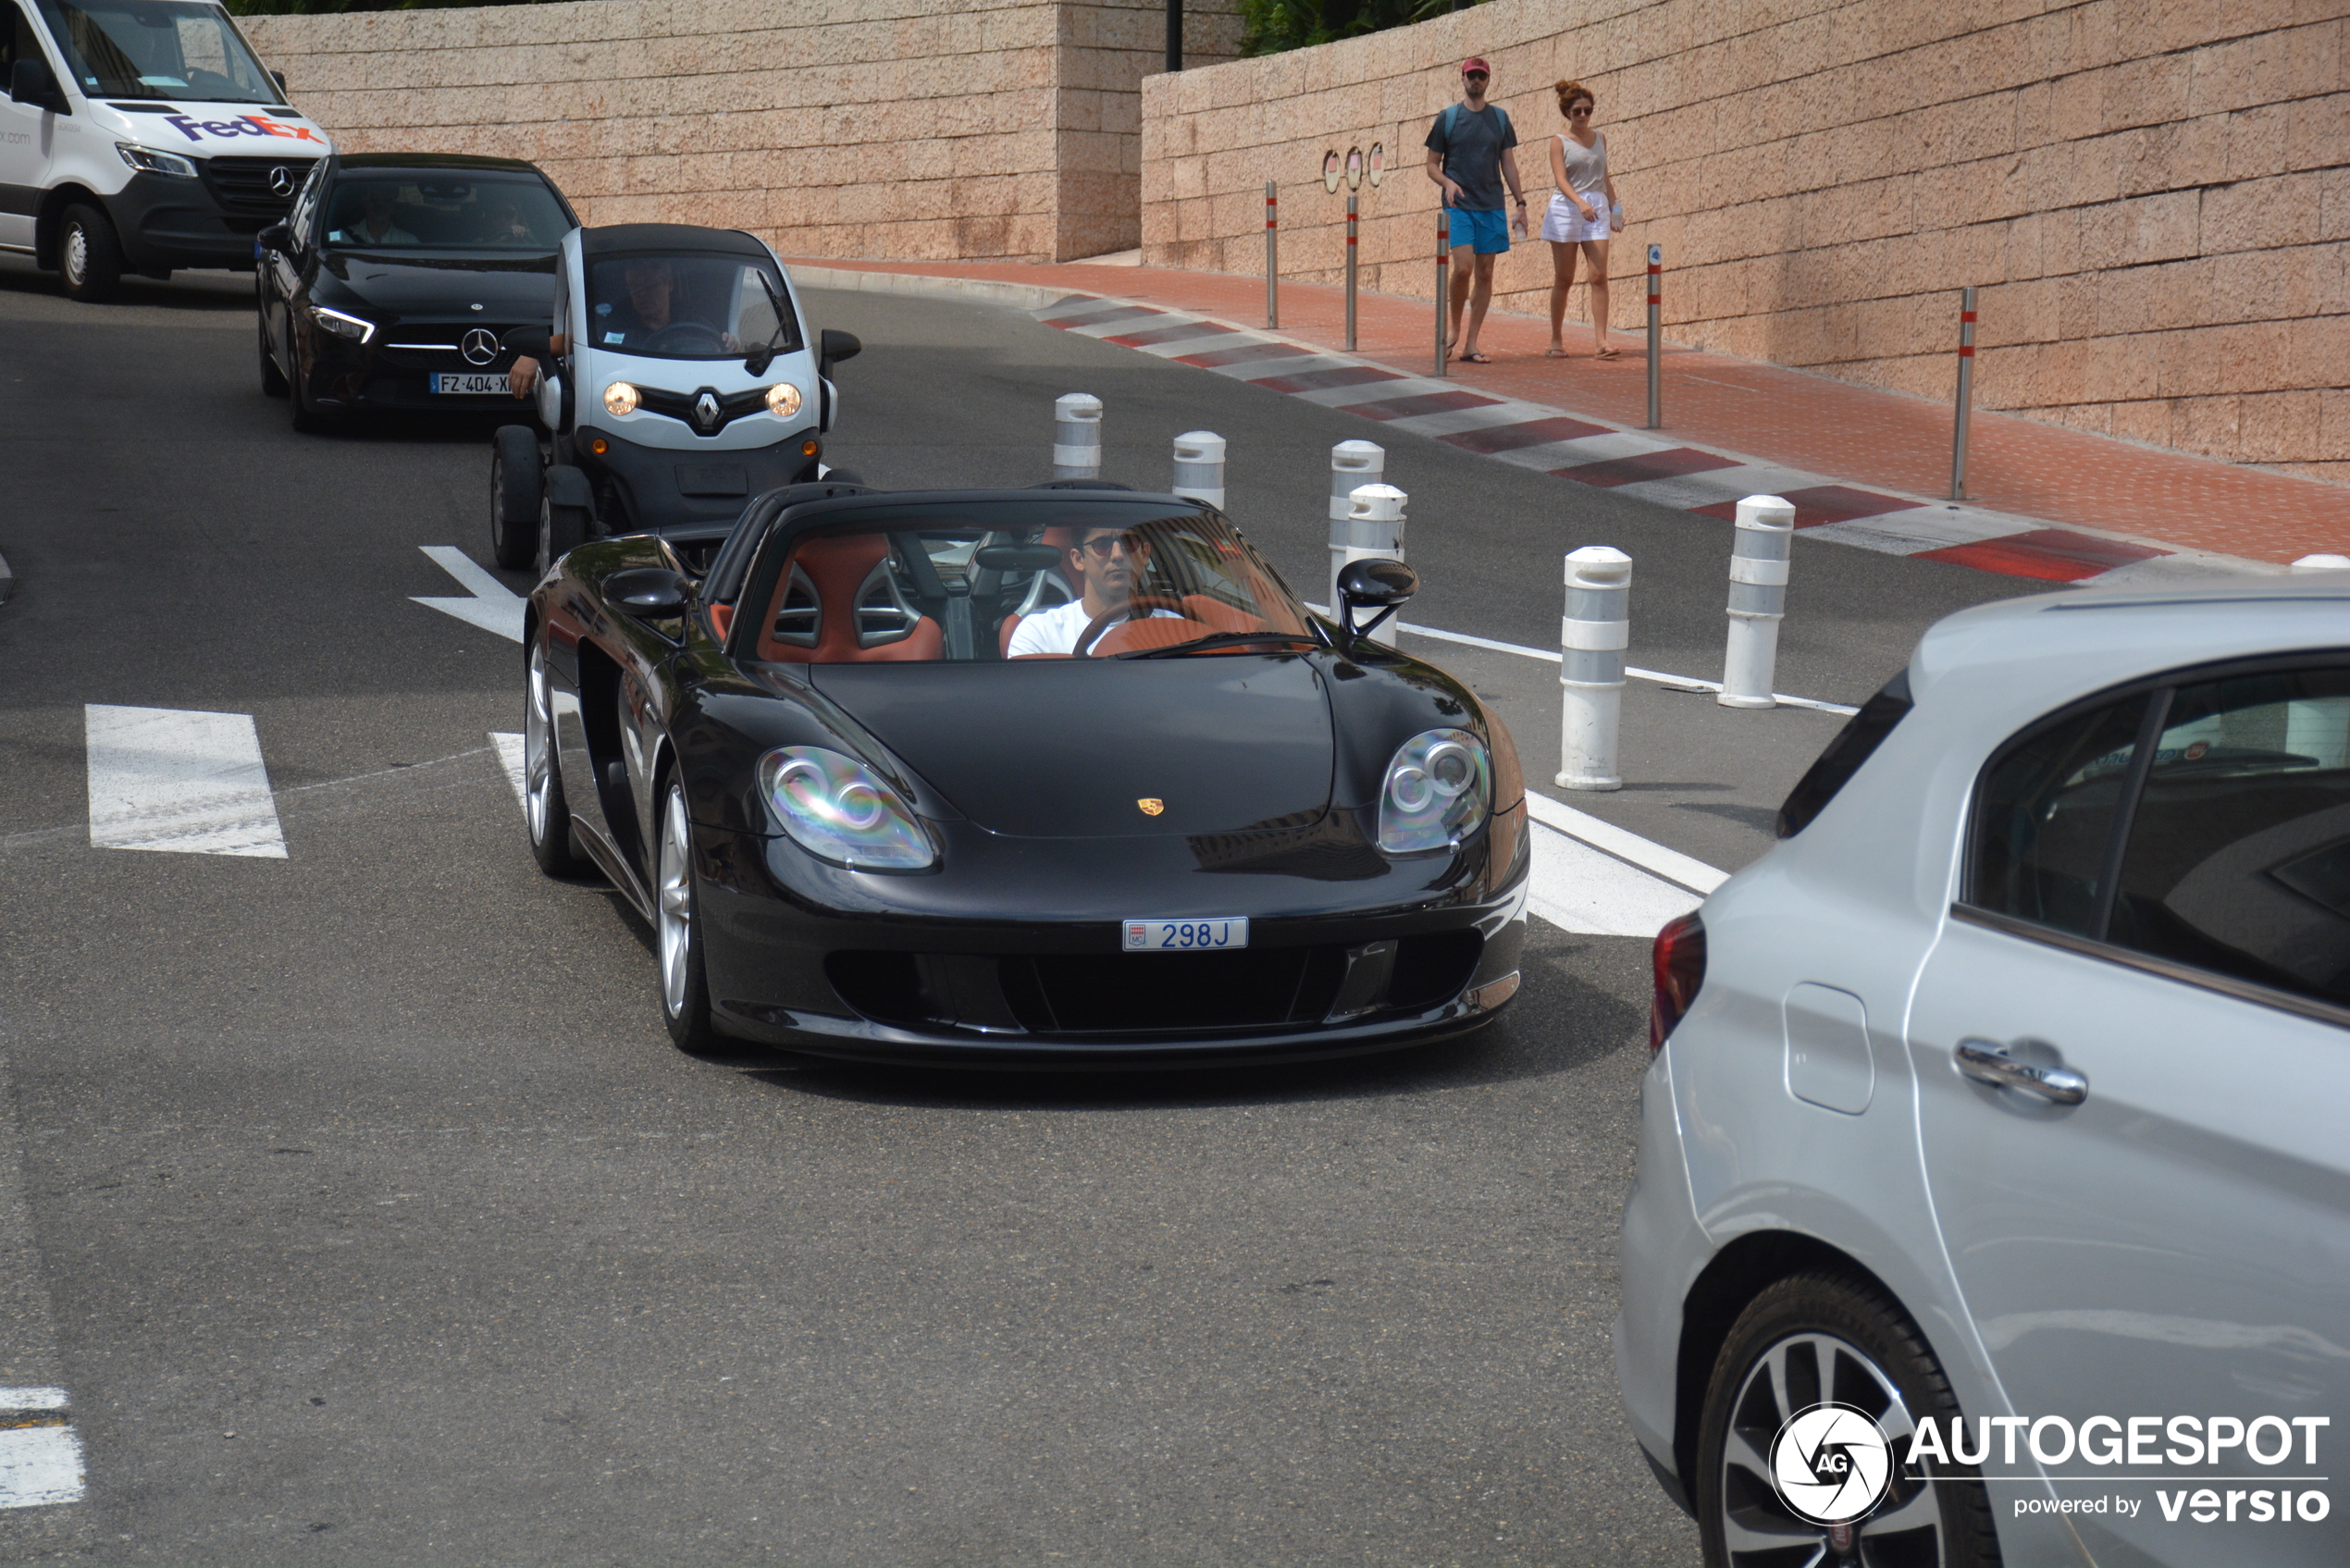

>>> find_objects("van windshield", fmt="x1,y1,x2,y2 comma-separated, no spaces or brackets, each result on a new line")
34,0,284,105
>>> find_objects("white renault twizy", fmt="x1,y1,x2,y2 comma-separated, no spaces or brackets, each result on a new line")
489,222,860,573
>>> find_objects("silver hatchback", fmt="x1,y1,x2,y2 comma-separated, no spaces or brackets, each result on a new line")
1616,576,2349,1567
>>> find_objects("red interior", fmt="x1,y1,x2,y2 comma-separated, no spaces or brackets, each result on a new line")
757,535,945,663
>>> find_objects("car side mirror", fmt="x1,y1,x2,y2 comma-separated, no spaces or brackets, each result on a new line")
256,222,293,255
819,327,860,377
270,68,288,93
9,57,68,114
606,567,691,618
1335,557,1416,647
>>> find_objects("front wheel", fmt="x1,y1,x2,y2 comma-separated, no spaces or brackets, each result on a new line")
524,641,578,876
656,781,713,1049
491,425,543,570
58,204,124,303
1695,1273,2001,1568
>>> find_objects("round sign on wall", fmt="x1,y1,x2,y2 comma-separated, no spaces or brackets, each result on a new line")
1322,150,1342,194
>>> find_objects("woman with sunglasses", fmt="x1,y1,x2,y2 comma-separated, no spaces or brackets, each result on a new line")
1542,80,1623,359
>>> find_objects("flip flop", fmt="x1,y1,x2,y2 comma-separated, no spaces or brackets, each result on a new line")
1543,347,1570,359
1457,351,1493,364
1593,348,1621,361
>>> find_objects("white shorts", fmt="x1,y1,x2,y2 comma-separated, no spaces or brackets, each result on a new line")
1542,192,1612,244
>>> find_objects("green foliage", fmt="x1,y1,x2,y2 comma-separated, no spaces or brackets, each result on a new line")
226,0,569,15
1236,0,1468,58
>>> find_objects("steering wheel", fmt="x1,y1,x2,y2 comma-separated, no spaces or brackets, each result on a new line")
640,321,727,355
1071,595,1191,656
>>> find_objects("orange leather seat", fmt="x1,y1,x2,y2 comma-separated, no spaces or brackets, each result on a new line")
758,534,945,663
996,525,1082,657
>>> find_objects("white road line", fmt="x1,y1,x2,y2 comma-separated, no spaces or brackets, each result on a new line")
490,733,526,809
1522,790,1728,896
84,705,288,858
1526,820,1703,937
0,1424,82,1510
414,546,526,643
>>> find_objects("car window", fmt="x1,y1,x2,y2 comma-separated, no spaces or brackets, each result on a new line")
1775,668,1911,838
744,507,1314,665
321,172,570,250
1966,694,2154,936
586,253,798,360
2106,665,2350,1008
33,0,283,105
3,4,45,81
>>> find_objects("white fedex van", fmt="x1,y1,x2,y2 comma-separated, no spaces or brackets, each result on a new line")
1,0,330,300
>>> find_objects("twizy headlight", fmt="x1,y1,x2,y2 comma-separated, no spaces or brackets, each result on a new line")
764,382,802,418
602,381,640,416
757,747,934,870
116,142,197,179
1377,728,1490,854
306,305,374,343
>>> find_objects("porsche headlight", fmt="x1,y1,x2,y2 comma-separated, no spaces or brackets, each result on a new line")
757,747,934,870
603,381,640,416
306,305,374,343
764,382,802,418
1377,728,1490,854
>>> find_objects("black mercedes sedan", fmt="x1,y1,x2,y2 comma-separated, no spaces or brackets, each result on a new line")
522,482,1530,1068
254,152,577,430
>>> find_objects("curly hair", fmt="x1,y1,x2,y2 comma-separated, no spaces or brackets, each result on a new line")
1554,79,1595,115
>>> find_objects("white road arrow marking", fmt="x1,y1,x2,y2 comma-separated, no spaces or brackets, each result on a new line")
413,547,525,643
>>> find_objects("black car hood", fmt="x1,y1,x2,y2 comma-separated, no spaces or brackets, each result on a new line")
809,657,1334,838
315,251,556,313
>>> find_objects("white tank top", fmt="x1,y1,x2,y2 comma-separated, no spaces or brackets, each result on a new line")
1556,131,1608,196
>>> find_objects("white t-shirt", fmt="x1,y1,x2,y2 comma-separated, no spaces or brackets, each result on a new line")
1006,599,1182,657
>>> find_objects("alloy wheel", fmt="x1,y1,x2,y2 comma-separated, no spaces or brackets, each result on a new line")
657,787,693,1018
525,648,555,845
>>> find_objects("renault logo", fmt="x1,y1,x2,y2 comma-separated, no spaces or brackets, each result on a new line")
460,327,500,365
694,390,721,430
267,165,296,197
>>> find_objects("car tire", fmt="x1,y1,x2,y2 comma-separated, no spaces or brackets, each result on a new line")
539,489,587,574
58,204,124,303
524,641,579,877
655,779,714,1050
491,426,542,570
1695,1272,2002,1568
258,310,289,398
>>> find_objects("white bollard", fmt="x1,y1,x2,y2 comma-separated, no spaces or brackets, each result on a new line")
2290,553,2350,573
1171,429,1226,511
1339,483,1406,648
1327,439,1385,611
1720,494,1796,709
1052,393,1102,481
1558,547,1631,791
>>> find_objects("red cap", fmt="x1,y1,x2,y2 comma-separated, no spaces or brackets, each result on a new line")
1461,56,1491,76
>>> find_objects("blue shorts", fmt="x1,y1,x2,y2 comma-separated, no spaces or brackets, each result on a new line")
1447,206,1511,255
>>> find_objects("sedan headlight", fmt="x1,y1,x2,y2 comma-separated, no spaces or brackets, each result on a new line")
306,305,375,343
758,747,934,870
1377,728,1490,854
603,381,640,416
764,382,802,418
116,142,197,179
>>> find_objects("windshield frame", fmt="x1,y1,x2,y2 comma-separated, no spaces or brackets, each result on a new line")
35,0,288,106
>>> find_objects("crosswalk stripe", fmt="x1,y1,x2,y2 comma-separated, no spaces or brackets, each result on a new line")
0,1389,81,1510
83,705,288,858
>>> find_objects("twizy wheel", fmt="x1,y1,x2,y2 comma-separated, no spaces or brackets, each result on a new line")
1696,1273,2001,1568
656,780,713,1049
524,641,578,876
491,425,542,570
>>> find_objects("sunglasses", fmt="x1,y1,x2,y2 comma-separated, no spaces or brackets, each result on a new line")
1568,105,1592,116
1077,532,1139,558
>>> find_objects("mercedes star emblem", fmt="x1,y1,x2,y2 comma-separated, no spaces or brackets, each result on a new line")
461,327,500,366
695,390,721,429
266,165,296,197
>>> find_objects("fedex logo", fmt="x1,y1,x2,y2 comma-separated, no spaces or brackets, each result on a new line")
162,113,324,145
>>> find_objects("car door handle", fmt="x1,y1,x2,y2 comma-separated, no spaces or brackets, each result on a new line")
1955,1039,2089,1105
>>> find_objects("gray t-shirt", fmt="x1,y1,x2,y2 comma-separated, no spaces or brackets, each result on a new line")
1425,103,1517,213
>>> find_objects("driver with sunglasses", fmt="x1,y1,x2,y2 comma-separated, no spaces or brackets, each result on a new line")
1006,525,1185,657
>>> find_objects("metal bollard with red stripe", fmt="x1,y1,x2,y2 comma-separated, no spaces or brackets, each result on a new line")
1434,214,1449,377
1951,286,1977,500
1343,194,1358,352
1645,243,1663,429
1264,181,1279,329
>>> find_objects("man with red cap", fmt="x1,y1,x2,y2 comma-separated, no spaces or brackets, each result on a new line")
1424,56,1526,364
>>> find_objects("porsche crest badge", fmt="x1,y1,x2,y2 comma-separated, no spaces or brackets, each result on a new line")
1136,797,1165,816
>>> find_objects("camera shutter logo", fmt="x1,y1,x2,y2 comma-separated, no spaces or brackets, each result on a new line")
461,327,500,366
1769,1403,1895,1525
267,165,296,198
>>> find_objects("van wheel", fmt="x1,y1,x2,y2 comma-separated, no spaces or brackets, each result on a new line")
59,205,124,303
258,311,289,398
491,425,543,570
1695,1273,2001,1568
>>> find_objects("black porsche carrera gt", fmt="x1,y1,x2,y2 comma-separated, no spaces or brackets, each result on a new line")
523,482,1529,1067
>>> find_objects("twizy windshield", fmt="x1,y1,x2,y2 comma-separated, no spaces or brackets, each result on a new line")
739,503,1317,664
321,171,572,251
586,252,798,360
35,0,283,105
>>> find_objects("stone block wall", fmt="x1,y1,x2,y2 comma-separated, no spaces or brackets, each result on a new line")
244,0,1240,264
1140,0,2350,483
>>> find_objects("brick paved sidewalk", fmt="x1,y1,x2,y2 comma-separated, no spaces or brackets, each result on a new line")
796,256,2348,571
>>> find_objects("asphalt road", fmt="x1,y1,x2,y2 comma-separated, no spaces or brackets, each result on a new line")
0,258,2036,1565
